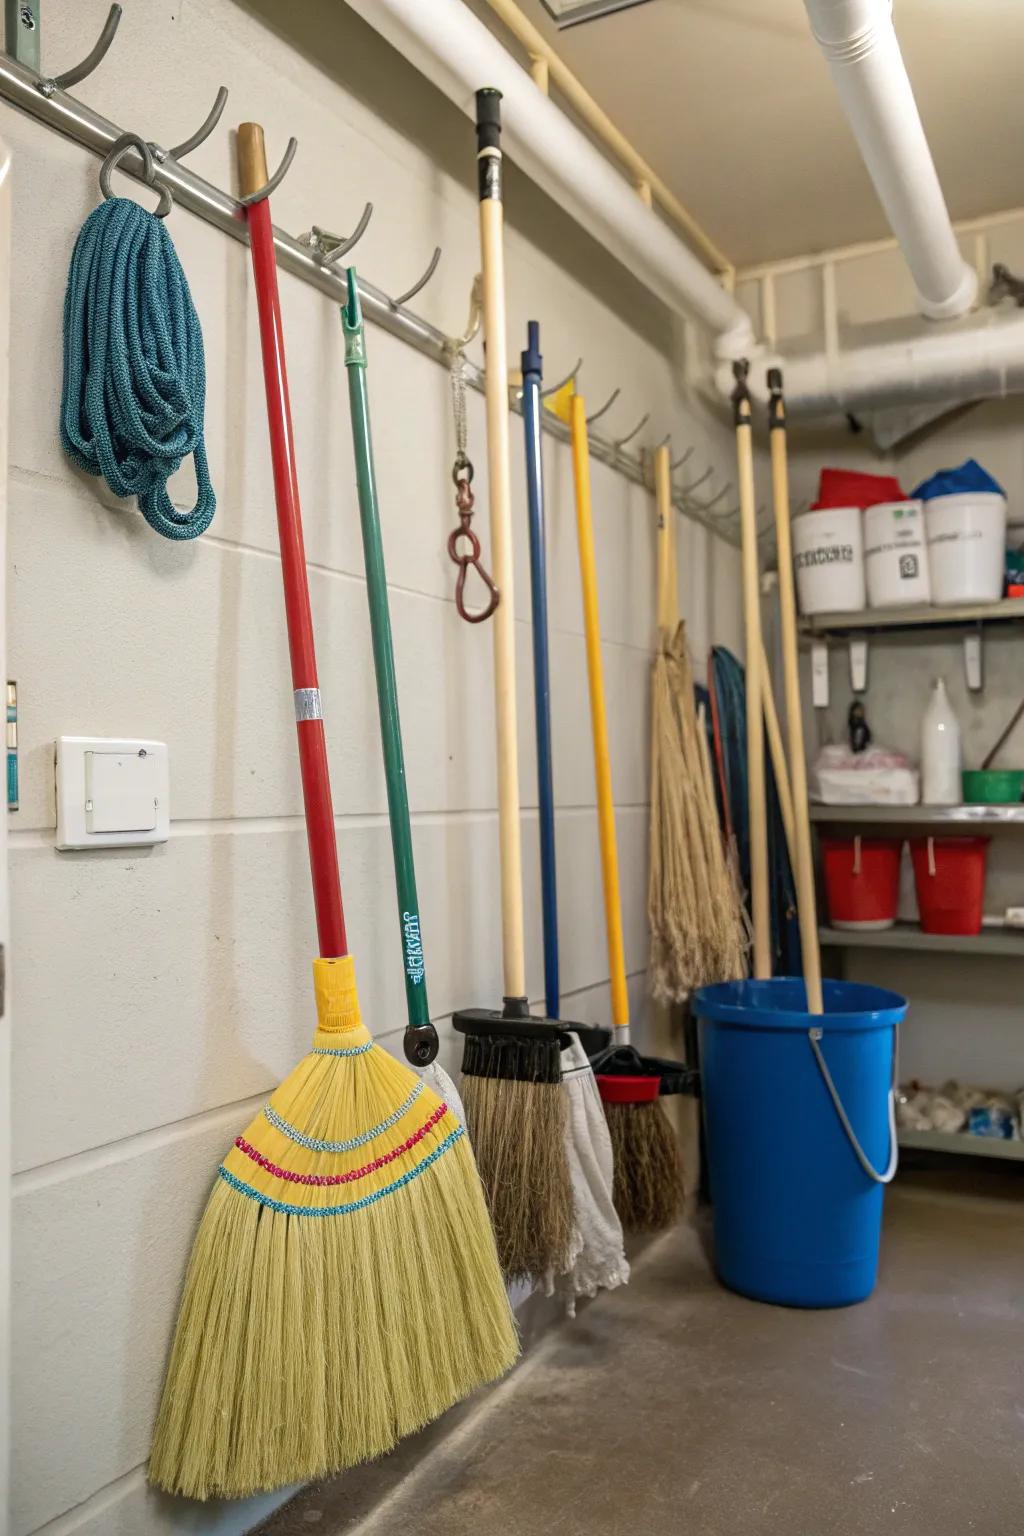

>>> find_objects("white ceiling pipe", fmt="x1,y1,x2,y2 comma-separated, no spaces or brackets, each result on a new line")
344,0,754,356
715,309,1024,415
804,0,977,321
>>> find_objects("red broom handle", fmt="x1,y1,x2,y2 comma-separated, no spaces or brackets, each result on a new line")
238,124,346,958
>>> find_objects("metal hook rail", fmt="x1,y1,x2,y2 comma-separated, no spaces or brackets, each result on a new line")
0,46,742,548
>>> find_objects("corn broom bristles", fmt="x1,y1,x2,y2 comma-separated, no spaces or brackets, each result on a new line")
649,620,748,1002
149,957,518,1500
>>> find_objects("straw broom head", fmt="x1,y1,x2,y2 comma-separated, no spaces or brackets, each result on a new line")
459,1026,575,1285
597,1075,685,1233
149,958,519,1500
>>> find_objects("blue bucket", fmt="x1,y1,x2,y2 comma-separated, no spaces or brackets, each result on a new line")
694,976,907,1309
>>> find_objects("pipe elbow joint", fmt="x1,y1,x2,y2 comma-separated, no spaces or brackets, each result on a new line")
917,260,978,322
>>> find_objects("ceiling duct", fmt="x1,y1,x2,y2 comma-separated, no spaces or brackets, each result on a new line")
538,1,656,28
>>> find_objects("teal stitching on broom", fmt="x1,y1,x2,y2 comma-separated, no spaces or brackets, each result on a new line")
60,197,216,540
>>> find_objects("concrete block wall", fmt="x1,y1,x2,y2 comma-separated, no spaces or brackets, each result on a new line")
5,2,743,1532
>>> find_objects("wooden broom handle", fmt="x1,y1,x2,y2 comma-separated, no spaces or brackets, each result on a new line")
237,122,268,198
769,374,823,1012
761,650,796,871
654,444,676,632
733,375,771,978
476,91,526,999
571,395,630,1034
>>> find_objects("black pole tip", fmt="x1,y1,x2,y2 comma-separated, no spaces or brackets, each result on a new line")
732,358,749,383
475,87,502,124
522,319,542,376
767,366,783,392
403,1024,440,1067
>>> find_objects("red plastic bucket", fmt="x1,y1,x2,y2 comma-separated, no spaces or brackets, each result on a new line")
821,836,902,929
910,836,989,934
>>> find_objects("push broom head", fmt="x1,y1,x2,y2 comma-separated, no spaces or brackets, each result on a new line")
597,1070,686,1234
150,958,519,1501
454,997,577,1284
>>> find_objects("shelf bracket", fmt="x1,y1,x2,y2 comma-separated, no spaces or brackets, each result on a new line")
811,640,829,709
963,628,983,692
848,637,868,694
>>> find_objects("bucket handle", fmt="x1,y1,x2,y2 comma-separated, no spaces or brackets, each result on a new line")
808,1027,899,1185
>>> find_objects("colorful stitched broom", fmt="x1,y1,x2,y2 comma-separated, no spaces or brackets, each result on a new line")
453,91,575,1286
148,125,517,1502
554,386,684,1233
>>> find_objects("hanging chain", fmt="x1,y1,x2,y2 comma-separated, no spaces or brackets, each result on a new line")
446,344,499,624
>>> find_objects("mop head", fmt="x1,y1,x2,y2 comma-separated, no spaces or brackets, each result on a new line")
457,1014,574,1285
649,621,748,1003
149,958,518,1501
596,1075,685,1234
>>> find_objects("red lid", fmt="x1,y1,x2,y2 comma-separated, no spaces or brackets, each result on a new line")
597,1074,660,1105
813,467,906,510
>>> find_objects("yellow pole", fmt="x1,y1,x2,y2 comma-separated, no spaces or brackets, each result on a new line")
733,365,771,978
760,649,796,872
569,393,630,1036
768,370,824,1013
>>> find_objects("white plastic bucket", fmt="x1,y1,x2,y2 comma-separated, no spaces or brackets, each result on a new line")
792,506,865,615
863,500,931,608
925,492,1007,605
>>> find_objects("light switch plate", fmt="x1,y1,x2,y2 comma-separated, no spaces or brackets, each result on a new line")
56,736,169,850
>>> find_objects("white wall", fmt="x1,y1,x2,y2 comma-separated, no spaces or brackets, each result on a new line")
737,242,1024,1097
5,3,742,1533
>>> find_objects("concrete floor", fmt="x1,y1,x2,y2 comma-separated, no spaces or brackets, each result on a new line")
256,1163,1023,1535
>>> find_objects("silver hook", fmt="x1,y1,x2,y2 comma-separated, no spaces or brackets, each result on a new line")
154,85,229,164
690,481,732,513
446,273,483,353
677,464,713,496
38,2,122,96
98,132,173,218
612,412,650,451
585,387,621,427
540,358,582,399
238,135,298,207
300,208,375,267
388,247,442,309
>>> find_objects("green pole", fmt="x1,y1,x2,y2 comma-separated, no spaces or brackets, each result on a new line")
341,270,437,1064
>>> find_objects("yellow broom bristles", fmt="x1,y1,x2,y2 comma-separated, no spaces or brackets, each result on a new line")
649,620,748,1002
149,956,519,1501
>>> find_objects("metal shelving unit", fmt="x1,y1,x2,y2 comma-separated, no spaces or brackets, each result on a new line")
898,1129,1024,1163
811,803,1024,827
802,597,1024,637
820,922,1024,957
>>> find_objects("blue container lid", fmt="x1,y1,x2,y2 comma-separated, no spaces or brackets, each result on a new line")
694,976,906,1033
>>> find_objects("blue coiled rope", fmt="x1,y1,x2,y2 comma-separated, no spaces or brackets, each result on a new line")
60,197,215,540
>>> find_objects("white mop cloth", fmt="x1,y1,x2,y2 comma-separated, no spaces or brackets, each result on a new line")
541,1036,629,1315
416,1059,467,1128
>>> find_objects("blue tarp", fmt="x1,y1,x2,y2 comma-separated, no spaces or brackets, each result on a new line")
912,458,1005,501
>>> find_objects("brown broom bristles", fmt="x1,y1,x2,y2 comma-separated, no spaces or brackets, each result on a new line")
649,619,748,1003
604,1100,685,1233
461,1074,574,1284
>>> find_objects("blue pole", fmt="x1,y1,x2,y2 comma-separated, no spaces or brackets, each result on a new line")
522,321,560,1019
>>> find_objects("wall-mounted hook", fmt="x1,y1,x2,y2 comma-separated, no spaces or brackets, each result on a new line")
37,2,122,96
388,246,442,310
238,132,298,206
98,131,173,217
300,207,375,267
585,387,621,427
612,412,650,452
540,357,582,398
677,464,713,496
447,273,483,352
690,481,732,514
152,85,229,164
672,445,695,471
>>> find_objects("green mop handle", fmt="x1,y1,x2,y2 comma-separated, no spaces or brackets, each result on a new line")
341,270,437,1066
